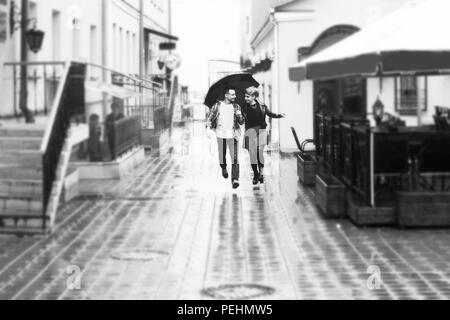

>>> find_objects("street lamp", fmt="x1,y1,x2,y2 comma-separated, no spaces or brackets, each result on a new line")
26,27,45,53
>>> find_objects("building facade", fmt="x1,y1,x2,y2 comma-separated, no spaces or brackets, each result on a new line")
242,0,422,152
0,0,174,120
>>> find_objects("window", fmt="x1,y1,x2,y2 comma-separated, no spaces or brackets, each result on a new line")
395,76,427,115
72,18,81,59
119,27,123,71
126,30,130,72
90,25,98,64
112,24,117,69
52,10,61,60
0,1,7,43
246,16,249,34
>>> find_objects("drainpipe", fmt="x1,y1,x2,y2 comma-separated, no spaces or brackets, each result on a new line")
166,0,173,95
139,0,144,79
270,10,281,148
168,0,172,36
102,0,109,120
19,0,33,123
139,0,144,106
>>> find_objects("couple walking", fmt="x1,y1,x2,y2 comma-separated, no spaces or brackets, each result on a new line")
206,86,285,189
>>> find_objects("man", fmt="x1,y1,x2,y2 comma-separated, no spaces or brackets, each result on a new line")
105,103,125,160
206,87,245,189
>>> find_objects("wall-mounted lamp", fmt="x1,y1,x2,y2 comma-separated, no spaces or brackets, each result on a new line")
157,59,165,70
9,0,45,53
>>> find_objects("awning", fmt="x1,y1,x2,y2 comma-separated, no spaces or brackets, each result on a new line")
144,27,178,41
85,80,142,99
289,0,450,81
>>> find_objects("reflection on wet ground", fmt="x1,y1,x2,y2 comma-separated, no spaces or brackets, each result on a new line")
0,121,450,300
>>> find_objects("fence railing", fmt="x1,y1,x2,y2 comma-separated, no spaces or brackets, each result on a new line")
316,110,450,207
106,115,141,160
1,61,66,118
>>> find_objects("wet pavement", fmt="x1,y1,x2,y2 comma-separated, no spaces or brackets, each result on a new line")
1,121,450,300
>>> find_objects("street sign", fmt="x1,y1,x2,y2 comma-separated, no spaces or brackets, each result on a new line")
159,42,176,51
165,53,182,70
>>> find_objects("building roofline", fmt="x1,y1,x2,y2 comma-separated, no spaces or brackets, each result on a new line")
273,0,297,10
250,13,274,49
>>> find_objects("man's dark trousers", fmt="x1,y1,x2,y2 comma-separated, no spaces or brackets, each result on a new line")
217,138,239,181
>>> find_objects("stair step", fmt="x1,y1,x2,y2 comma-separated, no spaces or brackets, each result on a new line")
0,124,45,138
0,211,49,234
0,137,42,150
0,226,49,235
0,150,42,167
0,194,43,212
0,179,42,196
0,165,42,180
0,208,43,218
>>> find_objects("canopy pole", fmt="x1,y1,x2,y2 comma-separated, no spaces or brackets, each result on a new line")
417,77,422,126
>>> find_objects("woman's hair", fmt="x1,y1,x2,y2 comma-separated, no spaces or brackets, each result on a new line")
246,86,259,98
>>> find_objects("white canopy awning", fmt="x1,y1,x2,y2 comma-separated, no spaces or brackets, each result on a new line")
289,0,450,81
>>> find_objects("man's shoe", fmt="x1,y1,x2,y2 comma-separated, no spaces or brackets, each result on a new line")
221,167,229,179
259,175,264,184
232,180,240,189
252,173,259,185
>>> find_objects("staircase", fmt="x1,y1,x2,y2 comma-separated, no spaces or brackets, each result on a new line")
0,122,82,234
0,124,48,233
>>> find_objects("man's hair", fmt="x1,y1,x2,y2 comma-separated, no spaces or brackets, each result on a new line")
246,86,259,98
223,86,235,96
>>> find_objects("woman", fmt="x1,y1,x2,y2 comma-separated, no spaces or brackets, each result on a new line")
242,87,285,185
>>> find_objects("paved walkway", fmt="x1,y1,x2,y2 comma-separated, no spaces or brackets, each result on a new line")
1,121,450,300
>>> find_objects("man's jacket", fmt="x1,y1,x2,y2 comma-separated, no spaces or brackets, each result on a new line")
207,101,245,139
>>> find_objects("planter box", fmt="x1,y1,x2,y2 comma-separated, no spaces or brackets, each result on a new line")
346,192,396,226
75,147,145,180
397,192,450,227
315,174,346,218
141,128,170,156
297,154,316,186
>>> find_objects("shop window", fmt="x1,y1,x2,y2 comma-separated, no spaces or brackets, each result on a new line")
395,76,427,115
0,0,7,43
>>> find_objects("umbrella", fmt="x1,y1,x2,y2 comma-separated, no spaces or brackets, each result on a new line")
204,73,260,108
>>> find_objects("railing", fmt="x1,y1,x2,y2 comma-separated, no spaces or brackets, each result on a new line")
1,61,66,118
41,61,81,230
106,115,141,160
342,126,450,206
340,123,372,204
81,61,163,130
434,106,450,131
124,76,178,135
323,114,340,175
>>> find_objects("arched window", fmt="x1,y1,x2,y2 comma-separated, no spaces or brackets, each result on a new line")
298,25,360,62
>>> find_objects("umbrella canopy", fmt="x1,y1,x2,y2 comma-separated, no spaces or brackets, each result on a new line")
204,73,260,108
289,0,450,81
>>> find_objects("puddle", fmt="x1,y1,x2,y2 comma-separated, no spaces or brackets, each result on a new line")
110,249,169,261
201,284,276,299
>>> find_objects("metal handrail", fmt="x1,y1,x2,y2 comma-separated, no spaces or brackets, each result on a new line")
3,61,66,66
39,61,71,153
75,60,162,88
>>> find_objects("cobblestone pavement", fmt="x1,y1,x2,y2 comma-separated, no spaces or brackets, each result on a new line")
1,121,450,300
